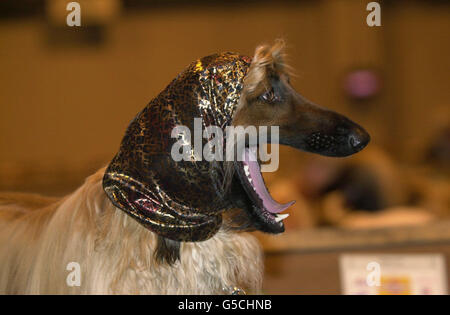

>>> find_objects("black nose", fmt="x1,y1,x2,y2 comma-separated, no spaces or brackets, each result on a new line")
348,128,370,151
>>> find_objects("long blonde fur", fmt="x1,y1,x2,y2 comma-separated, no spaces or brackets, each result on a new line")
241,39,288,96
0,168,263,294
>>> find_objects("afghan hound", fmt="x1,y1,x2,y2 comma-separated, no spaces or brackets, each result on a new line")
0,41,369,294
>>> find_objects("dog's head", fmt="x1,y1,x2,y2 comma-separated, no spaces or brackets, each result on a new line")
103,41,369,252
234,41,369,157
227,41,370,234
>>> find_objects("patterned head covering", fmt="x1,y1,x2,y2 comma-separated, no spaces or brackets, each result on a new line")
103,52,252,242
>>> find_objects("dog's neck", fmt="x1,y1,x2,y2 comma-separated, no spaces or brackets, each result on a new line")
37,168,263,294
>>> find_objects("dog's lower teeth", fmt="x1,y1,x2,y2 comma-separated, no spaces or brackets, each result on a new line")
275,213,289,222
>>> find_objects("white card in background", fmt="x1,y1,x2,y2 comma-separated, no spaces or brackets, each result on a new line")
340,254,448,295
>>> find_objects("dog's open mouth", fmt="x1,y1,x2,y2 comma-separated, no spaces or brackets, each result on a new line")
234,147,295,233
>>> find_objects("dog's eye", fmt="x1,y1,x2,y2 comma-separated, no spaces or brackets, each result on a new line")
259,89,278,103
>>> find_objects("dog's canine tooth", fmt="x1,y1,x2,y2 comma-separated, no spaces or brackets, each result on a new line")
275,213,289,222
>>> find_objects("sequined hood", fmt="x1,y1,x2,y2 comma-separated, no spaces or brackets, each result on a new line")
103,52,252,242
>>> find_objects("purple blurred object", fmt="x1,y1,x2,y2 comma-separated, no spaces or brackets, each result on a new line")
344,69,381,99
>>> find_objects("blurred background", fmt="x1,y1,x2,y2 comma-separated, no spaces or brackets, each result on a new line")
0,0,449,294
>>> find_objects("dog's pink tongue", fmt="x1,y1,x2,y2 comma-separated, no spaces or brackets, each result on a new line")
243,148,295,214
